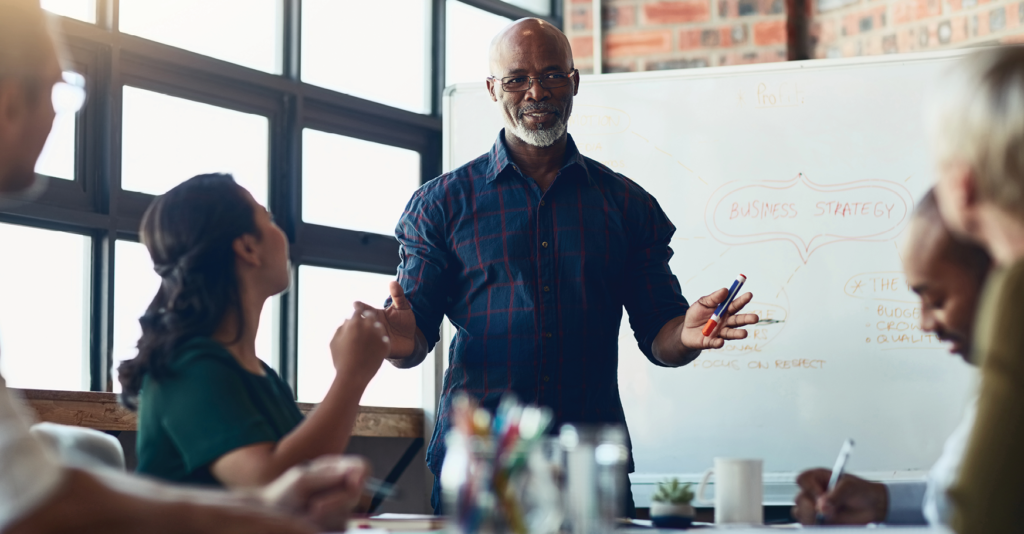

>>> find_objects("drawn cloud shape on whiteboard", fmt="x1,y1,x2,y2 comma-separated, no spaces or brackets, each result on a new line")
704,174,915,263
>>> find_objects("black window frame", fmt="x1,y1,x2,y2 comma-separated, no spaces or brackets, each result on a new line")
0,0,560,398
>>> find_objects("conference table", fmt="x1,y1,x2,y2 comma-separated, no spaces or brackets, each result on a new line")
344,524,950,528
342,522,952,532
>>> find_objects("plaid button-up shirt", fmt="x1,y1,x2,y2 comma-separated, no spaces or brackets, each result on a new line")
393,131,690,475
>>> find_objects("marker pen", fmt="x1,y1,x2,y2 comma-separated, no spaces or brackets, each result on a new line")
701,274,747,336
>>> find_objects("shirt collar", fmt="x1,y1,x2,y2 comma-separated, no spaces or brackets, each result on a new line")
485,129,595,186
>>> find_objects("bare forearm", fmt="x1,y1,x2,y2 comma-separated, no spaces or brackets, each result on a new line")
17,469,316,534
92,468,259,508
651,316,699,367
9,469,189,534
240,375,366,485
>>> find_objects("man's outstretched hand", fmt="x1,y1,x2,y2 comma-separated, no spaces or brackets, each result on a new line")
680,287,759,350
355,281,419,360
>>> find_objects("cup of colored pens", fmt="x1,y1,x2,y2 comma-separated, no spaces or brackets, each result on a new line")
440,392,557,534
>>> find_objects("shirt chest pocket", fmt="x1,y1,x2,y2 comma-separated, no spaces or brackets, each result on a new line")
553,203,628,294
449,214,536,299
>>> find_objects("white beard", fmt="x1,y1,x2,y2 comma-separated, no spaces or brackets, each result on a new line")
503,111,568,148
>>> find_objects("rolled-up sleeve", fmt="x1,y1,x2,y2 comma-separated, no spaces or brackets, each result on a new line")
391,189,452,351
620,189,689,366
884,481,928,525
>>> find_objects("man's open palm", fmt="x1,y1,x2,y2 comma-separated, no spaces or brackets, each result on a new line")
680,287,758,350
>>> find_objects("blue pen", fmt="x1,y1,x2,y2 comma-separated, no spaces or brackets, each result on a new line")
701,274,747,336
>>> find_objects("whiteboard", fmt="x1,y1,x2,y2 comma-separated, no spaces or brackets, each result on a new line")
443,50,978,505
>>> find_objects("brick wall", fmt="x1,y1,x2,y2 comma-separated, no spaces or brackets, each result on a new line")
810,0,1024,57
563,0,1024,73
564,0,789,73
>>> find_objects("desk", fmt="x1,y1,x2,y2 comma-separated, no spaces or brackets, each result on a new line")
364,524,946,528
14,388,427,508
625,522,949,532
348,516,951,533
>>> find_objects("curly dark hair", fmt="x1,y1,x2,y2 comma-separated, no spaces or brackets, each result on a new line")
118,173,257,410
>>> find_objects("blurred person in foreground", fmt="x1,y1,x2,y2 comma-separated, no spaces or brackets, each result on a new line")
0,0,367,532
930,45,1024,534
792,190,990,526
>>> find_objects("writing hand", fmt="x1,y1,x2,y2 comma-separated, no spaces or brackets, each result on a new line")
792,468,830,524
792,468,887,525
679,288,758,350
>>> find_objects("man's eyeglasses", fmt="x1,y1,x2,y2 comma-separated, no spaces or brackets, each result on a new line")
53,71,86,114
488,69,578,93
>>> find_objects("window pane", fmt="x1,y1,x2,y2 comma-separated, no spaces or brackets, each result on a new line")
121,87,269,204
302,129,420,235
302,0,430,114
34,112,75,181
297,266,421,408
112,241,279,393
446,0,511,87
119,0,280,73
41,0,95,23
502,0,551,16
0,224,89,391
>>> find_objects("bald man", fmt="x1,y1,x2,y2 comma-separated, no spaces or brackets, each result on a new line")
370,18,758,514
0,1,368,532
792,191,989,527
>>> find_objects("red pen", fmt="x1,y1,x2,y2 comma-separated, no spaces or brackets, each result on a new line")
702,274,747,336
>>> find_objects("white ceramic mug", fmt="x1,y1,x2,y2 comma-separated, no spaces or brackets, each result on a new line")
696,458,763,525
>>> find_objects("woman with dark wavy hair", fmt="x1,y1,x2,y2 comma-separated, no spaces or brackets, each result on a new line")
119,173,389,488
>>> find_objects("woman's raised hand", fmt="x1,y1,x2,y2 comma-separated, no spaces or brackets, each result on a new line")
348,282,419,361
329,305,390,386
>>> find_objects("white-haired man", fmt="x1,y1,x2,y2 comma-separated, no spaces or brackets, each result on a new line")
929,45,1024,534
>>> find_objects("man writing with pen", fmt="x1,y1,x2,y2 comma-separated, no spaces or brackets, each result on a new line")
356,17,759,515
792,191,991,526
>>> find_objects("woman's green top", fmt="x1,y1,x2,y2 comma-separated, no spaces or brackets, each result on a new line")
135,337,304,486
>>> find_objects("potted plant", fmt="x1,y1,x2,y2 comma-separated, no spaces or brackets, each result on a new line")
649,478,696,529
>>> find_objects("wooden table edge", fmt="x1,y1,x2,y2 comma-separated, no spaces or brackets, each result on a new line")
12,389,425,438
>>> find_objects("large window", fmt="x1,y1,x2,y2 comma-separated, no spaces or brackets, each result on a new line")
34,111,76,182
302,129,421,235
0,224,90,391
503,0,551,16
302,0,432,114
296,266,421,408
446,1,514,87
119,0,281,74
14,0,558,403
40,0,94,23
120,87,270,202
110,240,160,392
